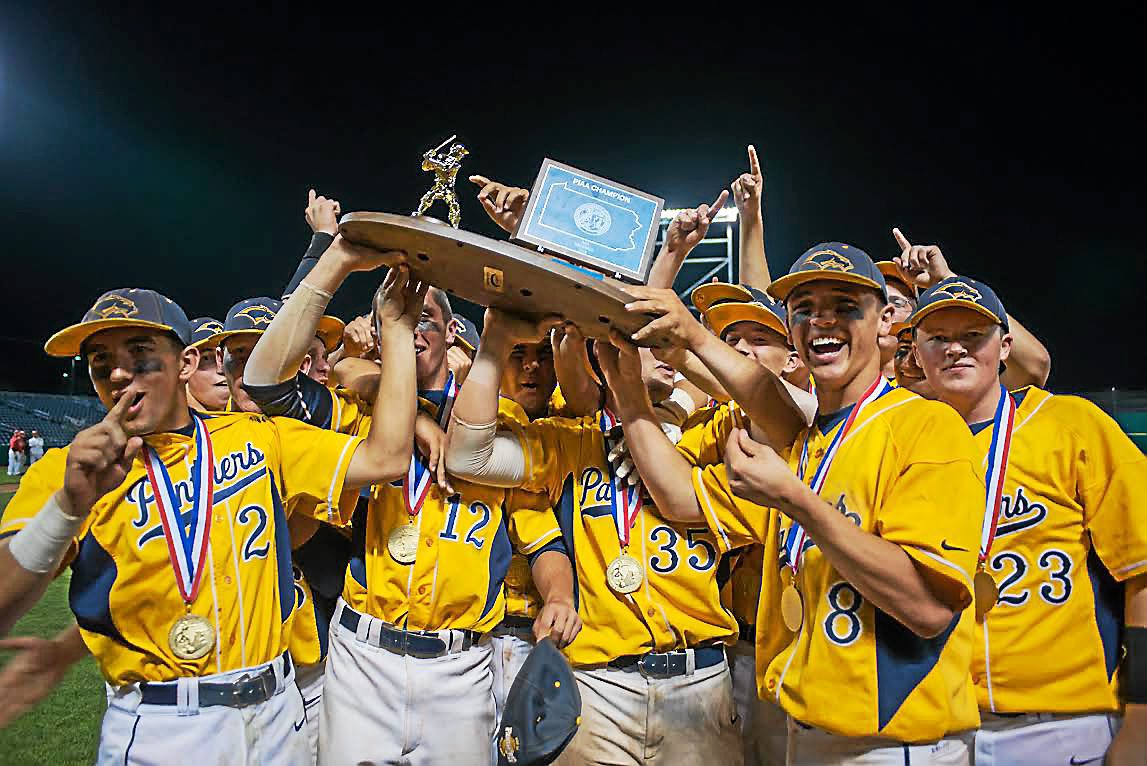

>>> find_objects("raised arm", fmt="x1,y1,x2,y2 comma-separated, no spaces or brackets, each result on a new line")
646,191,730,290
626,287,809,449
732,145,771,290
0,394,142,632
344,267,424,487
282,189,340,299
444,309,561,486
246,232,395,387
594,335,705,523
550,324,602,417
892,227,1051,388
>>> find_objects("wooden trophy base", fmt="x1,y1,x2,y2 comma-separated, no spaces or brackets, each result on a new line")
338,213,666,345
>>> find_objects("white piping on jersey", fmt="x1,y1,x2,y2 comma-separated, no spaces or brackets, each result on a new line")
693,467,732,552
223,496,249,667
1114,559,1147,577
518,527,561,554
331,389,344,432
206,540,223,675
982,618,996,712
428,558,441,622
907,547,974,593
327,437,358,521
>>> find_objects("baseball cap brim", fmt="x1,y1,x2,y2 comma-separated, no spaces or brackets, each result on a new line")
212,328,267,346
876,262,918,297
706,302,788,340
891,320,913,337
766,271,886,303
45,319,183,358
691,283,753,313
317,316,345,354
908,299,1004,329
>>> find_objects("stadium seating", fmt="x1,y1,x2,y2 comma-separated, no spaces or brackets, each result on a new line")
1,391,105,450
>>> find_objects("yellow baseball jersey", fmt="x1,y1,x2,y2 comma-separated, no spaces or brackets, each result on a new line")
971,387,1147,714
516,412,741,667
692,387,984,742
0,413,362,686
343,397,561,634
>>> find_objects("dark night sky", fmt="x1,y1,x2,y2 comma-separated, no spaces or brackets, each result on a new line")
1,7,1143,395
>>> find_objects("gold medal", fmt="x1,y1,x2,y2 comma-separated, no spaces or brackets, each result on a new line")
974,570,999,621
781,584,804,633
504,555,531,589
606,554,644,594
168,613,216,660
387,525,419,564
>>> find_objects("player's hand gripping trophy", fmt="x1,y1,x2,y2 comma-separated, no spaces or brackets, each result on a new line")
412,135,469,228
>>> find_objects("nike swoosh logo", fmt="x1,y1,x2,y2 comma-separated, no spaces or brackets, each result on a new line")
1069,757,1103,765
940,540,968,552
294,717,306,732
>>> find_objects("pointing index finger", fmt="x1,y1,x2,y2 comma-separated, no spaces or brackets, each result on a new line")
706,189,730,221
747,145,761,176
468,175,491,188
106,389,136,425
892,227,912,251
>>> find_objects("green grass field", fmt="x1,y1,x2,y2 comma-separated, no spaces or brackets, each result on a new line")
0,484,105,765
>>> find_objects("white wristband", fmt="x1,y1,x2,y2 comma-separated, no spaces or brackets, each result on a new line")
8,492,84,574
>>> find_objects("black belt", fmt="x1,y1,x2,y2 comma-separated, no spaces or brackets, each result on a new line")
608,645,725,679
140,653,292,708
338,606,479,659
497,614,535,631
738,624,755,643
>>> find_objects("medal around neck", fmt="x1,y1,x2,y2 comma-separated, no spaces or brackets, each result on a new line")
388,525,419,565
606,554,644,594
974,570,999,621
781,584,804,633
169,613,216,660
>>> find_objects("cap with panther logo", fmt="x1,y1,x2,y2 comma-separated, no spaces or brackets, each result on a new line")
213,298,283,345
45,288,192,357
908,275,1009,331
767,242,888,302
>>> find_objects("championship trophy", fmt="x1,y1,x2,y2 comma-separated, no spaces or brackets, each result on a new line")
339,143,668,344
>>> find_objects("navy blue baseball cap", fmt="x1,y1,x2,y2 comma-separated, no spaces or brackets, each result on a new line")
697,285,788,340
213,298,282,345
452,316,481,353
189,317,225,350
767,243,888,303
496,638,582,766
46,288,192,357
908,276,1009,332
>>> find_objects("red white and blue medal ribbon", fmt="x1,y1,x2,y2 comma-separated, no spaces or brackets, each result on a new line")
144,413,215,603
979,384,1016,565
600,408,643,547
780,377,892,575
403,372,457,517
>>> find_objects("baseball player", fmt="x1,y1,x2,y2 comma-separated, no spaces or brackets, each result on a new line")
891,228,1051,392
242,237,580,765
620,244,986,763
186,317,229,412
907,275,1147,764
873,260,918,383
0,272,421,764
446,309,746,766
678,284,812,765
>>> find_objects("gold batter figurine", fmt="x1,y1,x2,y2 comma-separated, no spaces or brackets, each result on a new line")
413,135,469,227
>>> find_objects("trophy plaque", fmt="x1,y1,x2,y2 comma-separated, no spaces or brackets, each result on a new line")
513,159,663,284
338,146,670,345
